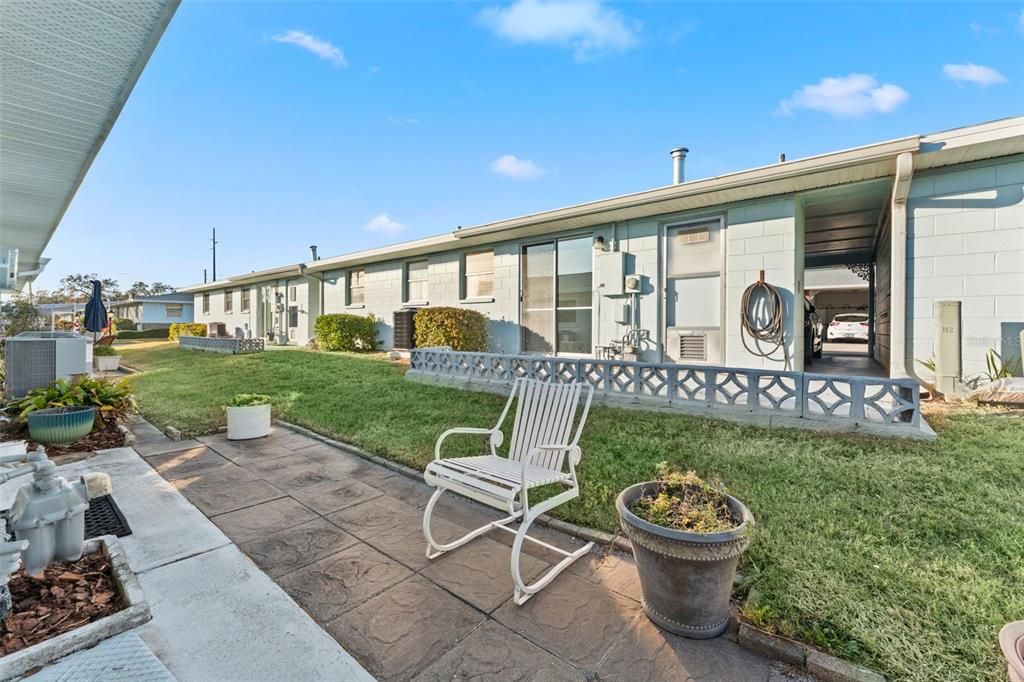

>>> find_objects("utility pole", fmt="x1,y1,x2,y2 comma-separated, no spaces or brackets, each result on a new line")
203,268,207,284
211,228,219,281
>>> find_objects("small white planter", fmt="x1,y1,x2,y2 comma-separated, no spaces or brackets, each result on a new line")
226,404,272,440
94,355,121,372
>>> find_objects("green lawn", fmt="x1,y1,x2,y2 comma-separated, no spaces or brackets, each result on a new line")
119,342,1023,682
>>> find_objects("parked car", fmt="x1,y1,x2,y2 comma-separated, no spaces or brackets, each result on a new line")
804,300,823,364
827,313,870,342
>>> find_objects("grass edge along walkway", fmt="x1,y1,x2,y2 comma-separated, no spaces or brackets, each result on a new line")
117,342,1024,682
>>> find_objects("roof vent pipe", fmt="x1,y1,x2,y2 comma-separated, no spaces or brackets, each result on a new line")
309,245,318,261
670,147,688,184
778,153,786,163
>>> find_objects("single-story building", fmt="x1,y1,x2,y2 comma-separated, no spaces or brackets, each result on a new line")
108,292,194,329
182,116,1024,386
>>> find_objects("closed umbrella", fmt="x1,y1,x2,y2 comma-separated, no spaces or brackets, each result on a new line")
83,280,108,343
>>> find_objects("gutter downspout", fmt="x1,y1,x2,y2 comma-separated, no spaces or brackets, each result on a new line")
888,151,923,384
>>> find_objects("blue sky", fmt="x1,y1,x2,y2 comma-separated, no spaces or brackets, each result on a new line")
36,0,1024,290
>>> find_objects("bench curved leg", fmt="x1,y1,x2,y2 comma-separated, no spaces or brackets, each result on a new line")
423,487,512,559
511,506,594,606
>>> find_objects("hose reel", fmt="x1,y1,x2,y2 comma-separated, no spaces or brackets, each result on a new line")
740,270,785,360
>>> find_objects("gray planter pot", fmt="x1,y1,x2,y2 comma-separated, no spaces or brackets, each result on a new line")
616,481,754,639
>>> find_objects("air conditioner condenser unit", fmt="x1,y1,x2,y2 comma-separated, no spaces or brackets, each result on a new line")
3,332,88,398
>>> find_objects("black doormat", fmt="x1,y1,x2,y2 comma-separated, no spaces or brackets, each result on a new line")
84,495,132,539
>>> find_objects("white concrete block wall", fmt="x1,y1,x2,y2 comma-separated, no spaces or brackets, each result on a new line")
724,199,799,370
907,157,1024,379
321,242,520,352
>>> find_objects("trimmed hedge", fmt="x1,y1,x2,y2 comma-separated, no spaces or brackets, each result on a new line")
117,328,169,339
112,318,136,331
169,323,207,341
314,314,378,352
414,307,488,352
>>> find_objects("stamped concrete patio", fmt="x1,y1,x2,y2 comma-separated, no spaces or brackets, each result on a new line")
133,421,809,681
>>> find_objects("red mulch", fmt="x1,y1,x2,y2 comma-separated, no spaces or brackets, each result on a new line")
1,552,124,656
0,421,125,457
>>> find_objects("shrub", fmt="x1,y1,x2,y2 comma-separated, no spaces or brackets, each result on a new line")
112,318,136,331
118,328,170,339
168,323,207,341
227,393,271,407
314,314,377,352
93,344,120,356
6,376,136,430
414,307,488,351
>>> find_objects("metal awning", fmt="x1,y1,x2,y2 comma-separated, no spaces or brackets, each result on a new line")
0,0,180,292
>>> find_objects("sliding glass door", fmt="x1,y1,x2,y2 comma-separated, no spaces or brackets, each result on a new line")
520,236,593,355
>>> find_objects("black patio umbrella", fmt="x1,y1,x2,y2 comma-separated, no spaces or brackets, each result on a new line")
83,280,108,341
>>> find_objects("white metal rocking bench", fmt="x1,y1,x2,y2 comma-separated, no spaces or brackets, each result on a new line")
422,378,595,605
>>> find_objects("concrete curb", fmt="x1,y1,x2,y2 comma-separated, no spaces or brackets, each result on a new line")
0,536,152,680
273,419,634,554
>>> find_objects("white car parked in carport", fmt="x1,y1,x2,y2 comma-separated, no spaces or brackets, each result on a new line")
827,313,869,342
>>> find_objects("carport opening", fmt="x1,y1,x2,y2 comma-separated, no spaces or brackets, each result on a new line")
802,179,891,378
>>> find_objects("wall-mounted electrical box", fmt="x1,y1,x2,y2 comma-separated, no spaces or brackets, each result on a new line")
934,300,962,396
596,251,625,296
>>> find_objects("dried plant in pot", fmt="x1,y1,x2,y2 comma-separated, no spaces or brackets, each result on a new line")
225,394,272,441
616,466,754,639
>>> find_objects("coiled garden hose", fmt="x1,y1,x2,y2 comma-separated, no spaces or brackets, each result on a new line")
740,272,785,359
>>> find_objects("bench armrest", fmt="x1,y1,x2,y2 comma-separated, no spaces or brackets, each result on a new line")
434,427,498,461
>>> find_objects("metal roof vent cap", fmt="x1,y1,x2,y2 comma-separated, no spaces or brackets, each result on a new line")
670,147,689,184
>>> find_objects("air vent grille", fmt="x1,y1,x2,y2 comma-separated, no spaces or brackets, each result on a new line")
679,229,710,244
678,334,707,361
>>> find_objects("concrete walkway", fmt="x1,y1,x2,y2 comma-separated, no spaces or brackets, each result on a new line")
138,421,809,681
0,431,373,681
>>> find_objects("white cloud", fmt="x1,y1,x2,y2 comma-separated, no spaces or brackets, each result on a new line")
363,213,404,235
777,74,909,118
272,30,347,68
479,0,640,61
943,63,1007,86
490,154,546,180
969,20,999,35
386,116,419,125
1017,8,1024,33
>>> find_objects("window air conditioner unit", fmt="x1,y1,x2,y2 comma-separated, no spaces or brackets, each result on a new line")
3,332,88,398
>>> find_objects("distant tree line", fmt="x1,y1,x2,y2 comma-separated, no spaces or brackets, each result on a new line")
28,274,175,304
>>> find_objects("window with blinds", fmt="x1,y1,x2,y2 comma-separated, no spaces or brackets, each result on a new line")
348,268,365,306
405,260,428,302
464,250,494,298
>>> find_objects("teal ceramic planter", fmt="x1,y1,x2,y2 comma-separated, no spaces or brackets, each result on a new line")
27,406,96,445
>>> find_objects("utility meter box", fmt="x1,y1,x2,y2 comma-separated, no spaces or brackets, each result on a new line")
934,300,962,397
596,251,625,296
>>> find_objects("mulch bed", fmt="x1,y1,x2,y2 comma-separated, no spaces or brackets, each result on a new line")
0,421,126,457
1,552,123,656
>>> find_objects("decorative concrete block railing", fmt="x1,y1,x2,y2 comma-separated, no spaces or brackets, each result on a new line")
178,336,265,354
407,348,925,437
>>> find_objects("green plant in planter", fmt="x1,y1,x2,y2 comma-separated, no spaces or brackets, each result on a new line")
630,464,739,533
93,344,120,356
6,376,136,430
227,393,272,408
